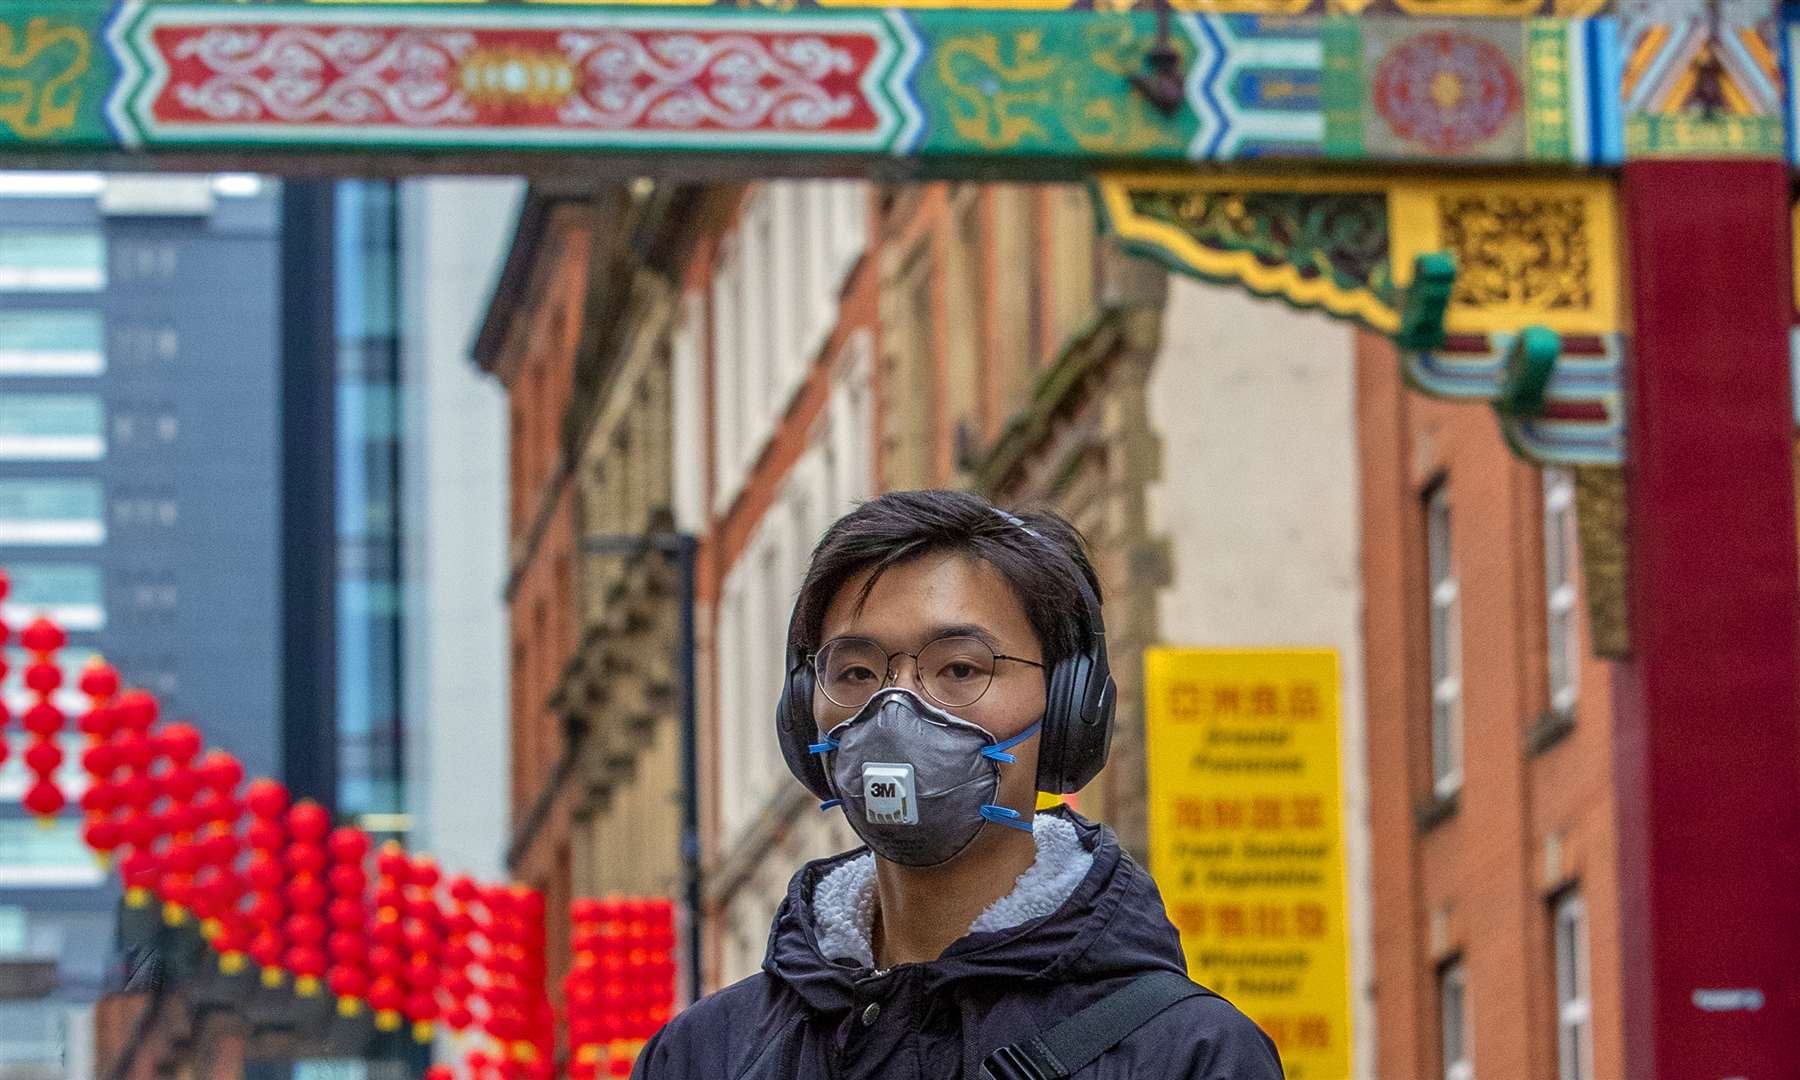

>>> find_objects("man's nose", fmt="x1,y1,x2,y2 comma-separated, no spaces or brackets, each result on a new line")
885,654,928,694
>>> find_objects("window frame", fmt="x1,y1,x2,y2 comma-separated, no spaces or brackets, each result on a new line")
1553,889,1594,1080
1542,468,1580,715
1439,956,1473,1080
1425,480,1463,800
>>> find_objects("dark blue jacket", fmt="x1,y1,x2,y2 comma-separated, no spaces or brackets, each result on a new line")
632,808,1284,1079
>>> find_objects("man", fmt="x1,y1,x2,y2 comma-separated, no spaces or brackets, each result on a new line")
633,490,1283,1079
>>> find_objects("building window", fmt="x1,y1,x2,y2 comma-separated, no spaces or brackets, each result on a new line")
1440,958,1472,1080
2,563,103,632
0,479,103,546
0,229,105,291
0,819,103,887
0,311,104,376
1543,469,1579,714
0,393,104,461
1554,891,1593,1080
1426,482,1462,799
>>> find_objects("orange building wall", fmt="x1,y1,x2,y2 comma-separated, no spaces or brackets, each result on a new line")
1355,326,1623,1080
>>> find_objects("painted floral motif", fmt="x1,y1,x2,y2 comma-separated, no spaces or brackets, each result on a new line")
1373,31,1521,153
1437,194,1590,311
560,31,860,130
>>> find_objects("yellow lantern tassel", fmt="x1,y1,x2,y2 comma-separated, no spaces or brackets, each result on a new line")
375,1010,403,1033
260,967,285,990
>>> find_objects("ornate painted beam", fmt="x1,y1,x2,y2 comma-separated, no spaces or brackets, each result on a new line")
1096,172,1625,467
0,1,1790,174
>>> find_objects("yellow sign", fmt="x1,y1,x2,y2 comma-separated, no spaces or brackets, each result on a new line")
1145,648,1351,1080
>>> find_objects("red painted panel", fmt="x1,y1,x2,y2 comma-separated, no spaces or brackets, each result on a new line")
1618,159,1800,1080
146,23,885,135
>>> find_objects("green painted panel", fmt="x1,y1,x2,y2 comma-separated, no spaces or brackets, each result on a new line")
911,12,1193,162
0,2,116,146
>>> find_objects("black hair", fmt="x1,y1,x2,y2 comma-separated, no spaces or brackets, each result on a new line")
789,489,1102,666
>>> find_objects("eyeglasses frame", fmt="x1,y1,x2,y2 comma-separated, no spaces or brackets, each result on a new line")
808,633,1046,710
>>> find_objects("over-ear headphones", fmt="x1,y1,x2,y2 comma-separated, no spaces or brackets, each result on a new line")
776,506,1117,801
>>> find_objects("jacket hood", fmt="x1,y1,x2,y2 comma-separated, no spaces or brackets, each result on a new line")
762,806,1188,1014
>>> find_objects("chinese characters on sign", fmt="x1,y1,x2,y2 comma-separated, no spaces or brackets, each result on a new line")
1146,648,1351,1080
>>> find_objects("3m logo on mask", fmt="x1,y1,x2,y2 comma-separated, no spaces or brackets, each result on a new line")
861,763,919,826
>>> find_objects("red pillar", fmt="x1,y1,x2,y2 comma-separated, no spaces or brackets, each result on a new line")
1617,159,1800,1079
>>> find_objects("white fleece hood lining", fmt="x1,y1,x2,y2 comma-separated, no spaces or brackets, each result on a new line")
811,812,1094,970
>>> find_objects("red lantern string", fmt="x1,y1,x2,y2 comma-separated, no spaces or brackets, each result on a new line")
243,778,291,989
192,750,247,969
284,800,331,997
514,887,553,1073
370,842,411,1033
478,885,527,1072
76,660,122,865
153,723,205,927
326,826,372,1018
403,855,444,1043
113,691,163,910
442,876,483,1035
0,570,11,778
566,899,604,1080
19,617,67,820
424,1067,455,1080
585,897,677,1078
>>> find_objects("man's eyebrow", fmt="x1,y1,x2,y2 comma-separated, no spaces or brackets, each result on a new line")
926,623,1004,650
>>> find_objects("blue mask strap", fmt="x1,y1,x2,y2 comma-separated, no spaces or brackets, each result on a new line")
979,804,1033,832
979,721,1042,764
819,799,842,811
808,737,839,755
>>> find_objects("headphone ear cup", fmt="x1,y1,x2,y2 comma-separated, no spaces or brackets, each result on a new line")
1036,658,1072,792
1038,651,1115,794
777,663,835,801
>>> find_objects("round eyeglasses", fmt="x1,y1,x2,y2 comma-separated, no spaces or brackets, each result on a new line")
811,634,1045,710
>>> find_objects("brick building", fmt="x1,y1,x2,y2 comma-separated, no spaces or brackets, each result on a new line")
1358,326,1620,1080
473,181,719,1009
479,178,1621,1080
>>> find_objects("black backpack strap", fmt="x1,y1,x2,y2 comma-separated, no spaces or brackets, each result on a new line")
980,971,1216,1080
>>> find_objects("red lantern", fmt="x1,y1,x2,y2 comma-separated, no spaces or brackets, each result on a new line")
75,659,121,867
113,707,168,910
370,842,410,1032
243,780,289,988
441,875,484,1036
282,800,331,996
0,575,9,765
326,824,374,1017
567,897,607,1069
17,618,65,823
401,855,445,1043
150,723,206,928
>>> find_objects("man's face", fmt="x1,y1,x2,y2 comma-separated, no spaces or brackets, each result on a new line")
815,553,1047,816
